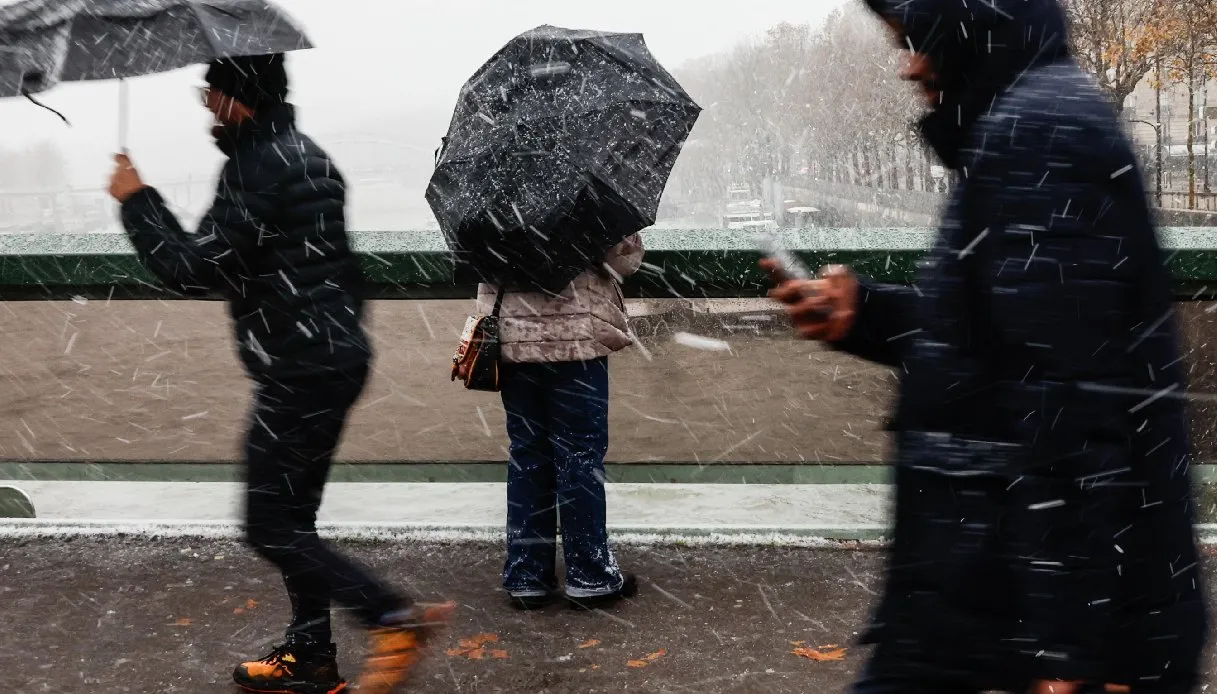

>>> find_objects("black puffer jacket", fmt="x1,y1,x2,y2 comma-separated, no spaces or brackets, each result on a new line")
852,0,1207,689
121,104,370,380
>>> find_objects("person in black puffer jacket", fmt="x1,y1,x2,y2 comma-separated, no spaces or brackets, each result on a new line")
766,1,1207,693
108,54,453,694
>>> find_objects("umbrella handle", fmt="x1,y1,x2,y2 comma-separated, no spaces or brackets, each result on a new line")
118,79,129,152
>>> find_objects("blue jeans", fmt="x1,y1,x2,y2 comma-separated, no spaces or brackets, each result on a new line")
499,357,623,597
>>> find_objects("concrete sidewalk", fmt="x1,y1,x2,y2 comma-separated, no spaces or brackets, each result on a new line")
0,481,893,541
1,537,885,694
5,536,1216,694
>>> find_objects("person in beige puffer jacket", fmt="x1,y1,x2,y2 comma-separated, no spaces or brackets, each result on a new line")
476,234,644,364
476,233,643,611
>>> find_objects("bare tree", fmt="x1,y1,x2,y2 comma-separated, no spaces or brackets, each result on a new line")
813,7,918,190
664,5,929,219
1154,0,1217,207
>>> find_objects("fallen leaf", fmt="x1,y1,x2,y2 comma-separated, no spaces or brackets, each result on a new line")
173,617,192,626
644,649,667,662
627,649,667,668
790,640,806,646
792,646,847,662
457,633,499,650
1105,687,1131,694
245,599,258,610
591,664,601,670
233,608,245,615
578,639,601,649
448,634,507,660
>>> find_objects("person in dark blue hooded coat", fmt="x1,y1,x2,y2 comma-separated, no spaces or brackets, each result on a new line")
766,0,1208,691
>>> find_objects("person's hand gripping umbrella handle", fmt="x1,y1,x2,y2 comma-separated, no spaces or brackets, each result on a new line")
108,152,146,204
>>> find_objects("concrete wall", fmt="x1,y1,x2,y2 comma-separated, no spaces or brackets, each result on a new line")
3,297,1217,466
0,300,891,465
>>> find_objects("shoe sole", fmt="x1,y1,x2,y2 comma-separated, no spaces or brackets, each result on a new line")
234,682,347,694
509,594,554,611
357,602,457,694
567,578,639,611
567,594,629,611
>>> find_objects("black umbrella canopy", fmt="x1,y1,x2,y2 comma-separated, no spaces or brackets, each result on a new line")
428,25,701,294
0,0,311,97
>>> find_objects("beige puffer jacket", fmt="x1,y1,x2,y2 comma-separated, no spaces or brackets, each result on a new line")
476,234,645,364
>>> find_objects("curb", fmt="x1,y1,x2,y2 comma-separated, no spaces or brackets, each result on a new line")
0,462,896,484
8,464,1217,485
0,519,891,546
7,518,1217,545
6,519,1216,546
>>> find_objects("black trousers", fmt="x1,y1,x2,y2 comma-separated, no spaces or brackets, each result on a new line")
243,366,407,645
853,658,1195,694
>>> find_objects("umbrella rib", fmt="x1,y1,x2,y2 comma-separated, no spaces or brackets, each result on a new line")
186,0,224,58
457,96,695,129
0,0,311,95
461,99,696,132
581,35,693,103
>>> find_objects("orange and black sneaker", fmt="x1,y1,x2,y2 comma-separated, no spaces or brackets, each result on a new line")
232,641,347,694
356,602,458,694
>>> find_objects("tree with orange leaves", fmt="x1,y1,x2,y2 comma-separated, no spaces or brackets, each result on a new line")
1063,0,1174,111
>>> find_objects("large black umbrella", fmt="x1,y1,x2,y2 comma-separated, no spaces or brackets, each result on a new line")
428,25,701,294
0,0,310,144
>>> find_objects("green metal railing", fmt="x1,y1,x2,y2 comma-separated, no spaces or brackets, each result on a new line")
3,227,1217,488
3,227,1216,300
0,228,925,299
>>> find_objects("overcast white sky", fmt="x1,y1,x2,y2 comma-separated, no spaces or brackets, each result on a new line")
1,0,851,186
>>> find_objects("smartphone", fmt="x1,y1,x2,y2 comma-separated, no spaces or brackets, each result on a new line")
755,232,826,313
754,232,812,281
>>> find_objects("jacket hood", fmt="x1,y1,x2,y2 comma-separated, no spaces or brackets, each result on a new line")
862,0,1071,168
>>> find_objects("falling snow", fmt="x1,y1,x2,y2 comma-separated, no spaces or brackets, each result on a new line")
0,0,1215,692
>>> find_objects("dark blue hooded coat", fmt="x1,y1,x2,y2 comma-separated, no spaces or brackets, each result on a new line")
850,0,1207,688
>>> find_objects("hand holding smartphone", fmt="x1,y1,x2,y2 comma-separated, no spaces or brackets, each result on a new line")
756,233,857,342
754,232,813,282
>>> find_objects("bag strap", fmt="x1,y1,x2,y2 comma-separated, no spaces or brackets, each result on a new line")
492,288,506,317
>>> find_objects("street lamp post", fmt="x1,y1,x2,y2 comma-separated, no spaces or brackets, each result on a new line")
1129,118,1164,207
